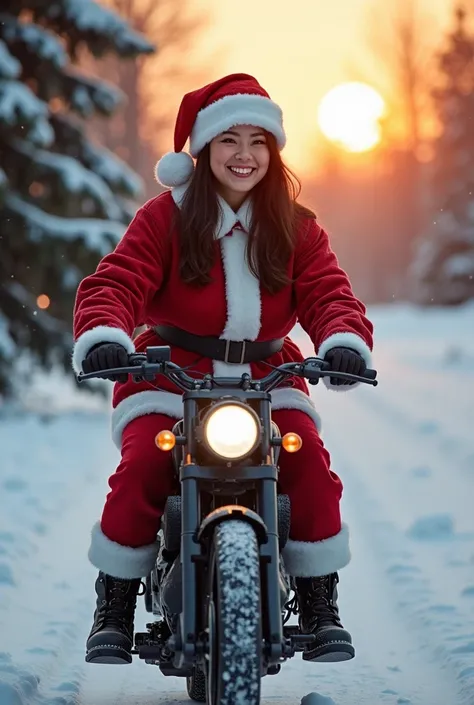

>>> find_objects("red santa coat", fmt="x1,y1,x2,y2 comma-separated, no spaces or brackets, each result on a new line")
72,185,373,448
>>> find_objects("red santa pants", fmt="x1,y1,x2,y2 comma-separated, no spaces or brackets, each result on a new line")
100,409,343,548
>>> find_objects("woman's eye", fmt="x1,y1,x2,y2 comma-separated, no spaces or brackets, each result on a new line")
253,140,266,145
221,138,235,143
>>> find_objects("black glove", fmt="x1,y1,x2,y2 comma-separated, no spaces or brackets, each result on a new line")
323,346,366,386
82,342,129,382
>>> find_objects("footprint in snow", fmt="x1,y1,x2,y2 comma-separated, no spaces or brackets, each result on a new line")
407,514,456,541
417,420,438,434
446,558,468,567
386,564,421,575
54,581,70,591
410,465,432,478
52,680,80,694
459,667,474,679
450,641,474,654
0,654,41,701
26,646,58,657
2,477,28,492
301,694,337,705
0,532,16,545
426,604,456,614
0,564,15,586
386,564,421,585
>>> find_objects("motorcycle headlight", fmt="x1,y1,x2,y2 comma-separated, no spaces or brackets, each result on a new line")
203,402,261,460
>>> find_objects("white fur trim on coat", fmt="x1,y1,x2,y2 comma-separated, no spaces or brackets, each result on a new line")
271,387,322,432
88,521,159,579
190,93,286,156
111,390,183,449
72,326,135,374
317,331,373,393
213,226,261,379
281,523,351,577
216,197,252,240
171,187,252,241
172,183,259,378
111,388,322,449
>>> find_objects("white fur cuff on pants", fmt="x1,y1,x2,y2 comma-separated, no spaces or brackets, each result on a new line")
88,521,160,579
281,523,351,577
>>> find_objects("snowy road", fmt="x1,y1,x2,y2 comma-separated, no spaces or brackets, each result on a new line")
1,304,474,705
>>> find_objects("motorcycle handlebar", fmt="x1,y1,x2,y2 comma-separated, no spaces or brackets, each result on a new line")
76,346,378,390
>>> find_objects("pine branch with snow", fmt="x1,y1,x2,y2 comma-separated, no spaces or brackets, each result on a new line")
0,2,156,400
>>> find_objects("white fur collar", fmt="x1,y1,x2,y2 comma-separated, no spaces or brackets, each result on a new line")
171,182,252,240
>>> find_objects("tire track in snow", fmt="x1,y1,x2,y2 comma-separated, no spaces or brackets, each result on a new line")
355,384,473,471
317,386,474,705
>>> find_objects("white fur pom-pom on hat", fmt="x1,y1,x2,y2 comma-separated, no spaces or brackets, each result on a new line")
155,151,194,188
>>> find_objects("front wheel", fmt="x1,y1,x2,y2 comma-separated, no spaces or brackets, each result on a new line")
205,519,261,705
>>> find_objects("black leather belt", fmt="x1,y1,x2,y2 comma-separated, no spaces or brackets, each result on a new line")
153,324,284,364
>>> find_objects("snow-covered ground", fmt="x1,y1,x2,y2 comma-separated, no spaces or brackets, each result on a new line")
1,302,474,705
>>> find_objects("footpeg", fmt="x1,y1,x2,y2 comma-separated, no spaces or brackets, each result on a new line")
292,633,316,644
283,625,316,643
283,626,317,656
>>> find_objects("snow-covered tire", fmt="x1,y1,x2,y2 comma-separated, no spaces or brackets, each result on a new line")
206,519,261,705
187,666,206,702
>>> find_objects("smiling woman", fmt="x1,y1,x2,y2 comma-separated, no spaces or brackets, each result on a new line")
317,82,386,153
209,126,270,209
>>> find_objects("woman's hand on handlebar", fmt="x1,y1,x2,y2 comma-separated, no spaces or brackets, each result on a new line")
322,346,366,386
82,343,129,382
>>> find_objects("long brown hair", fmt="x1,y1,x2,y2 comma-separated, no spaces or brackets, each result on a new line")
176,133,316,295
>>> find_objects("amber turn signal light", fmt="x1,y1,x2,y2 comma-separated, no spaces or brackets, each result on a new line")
281,432,303,453
155,430,176,451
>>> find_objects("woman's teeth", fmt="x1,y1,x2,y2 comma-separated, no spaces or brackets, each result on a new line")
228,166,254,177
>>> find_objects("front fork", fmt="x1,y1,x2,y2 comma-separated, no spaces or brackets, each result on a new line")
258,477,287,663
171,464,290,670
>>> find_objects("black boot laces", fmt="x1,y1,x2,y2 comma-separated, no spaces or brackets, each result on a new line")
304,577,343,631
97,579,145,633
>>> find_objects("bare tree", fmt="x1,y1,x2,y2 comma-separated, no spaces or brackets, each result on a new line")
341,0,440,297
359,0,437,155
90,0,215,198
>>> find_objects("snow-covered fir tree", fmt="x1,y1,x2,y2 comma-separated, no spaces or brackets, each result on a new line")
410,5,474,305
0,1,154,397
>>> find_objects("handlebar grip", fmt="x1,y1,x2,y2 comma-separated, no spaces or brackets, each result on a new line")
319,359,377,381
363,368,377,380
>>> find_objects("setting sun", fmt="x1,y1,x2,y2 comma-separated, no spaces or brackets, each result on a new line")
317,82,386,153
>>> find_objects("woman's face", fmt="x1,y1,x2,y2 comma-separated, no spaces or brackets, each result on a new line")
209,124,270,209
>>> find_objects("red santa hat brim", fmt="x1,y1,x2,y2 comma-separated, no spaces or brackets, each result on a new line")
190,93,286,156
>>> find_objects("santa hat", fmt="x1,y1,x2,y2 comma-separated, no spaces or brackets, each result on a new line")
155,73,286,188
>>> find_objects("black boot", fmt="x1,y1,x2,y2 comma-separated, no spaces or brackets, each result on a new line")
295,573,355,662
85,571,142,664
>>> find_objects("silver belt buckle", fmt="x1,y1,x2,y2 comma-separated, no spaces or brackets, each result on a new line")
223,339,246,364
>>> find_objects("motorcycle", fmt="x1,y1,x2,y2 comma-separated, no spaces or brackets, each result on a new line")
78,346,377,705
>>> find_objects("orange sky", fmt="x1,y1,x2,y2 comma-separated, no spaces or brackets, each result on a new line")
191,0,455,174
